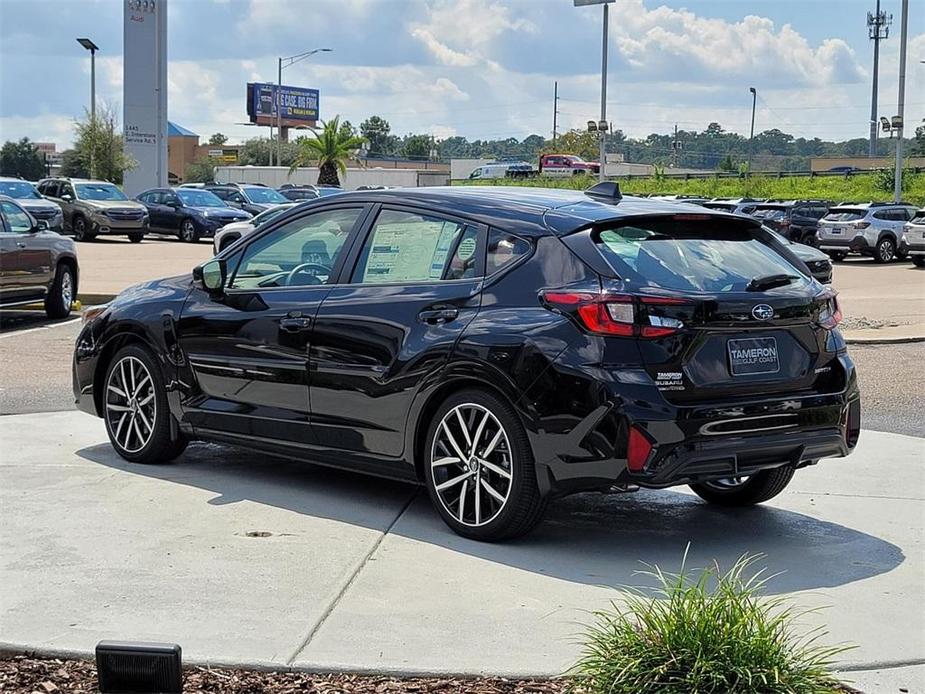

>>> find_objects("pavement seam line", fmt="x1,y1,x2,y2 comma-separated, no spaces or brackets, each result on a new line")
283,488,420,666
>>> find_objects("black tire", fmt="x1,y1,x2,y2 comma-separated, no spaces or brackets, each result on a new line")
423,388,547,541
179,218,199,243
128,233,144,243
827,251,846,262
913,256,925,268
689,467,795,507
874,236,895,263
103,344,188,464
73,215,95,242
44,263,75,319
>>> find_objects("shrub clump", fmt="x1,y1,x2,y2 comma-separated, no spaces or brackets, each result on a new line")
569,554,851,694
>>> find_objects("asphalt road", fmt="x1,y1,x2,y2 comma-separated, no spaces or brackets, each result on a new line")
0,312,922,436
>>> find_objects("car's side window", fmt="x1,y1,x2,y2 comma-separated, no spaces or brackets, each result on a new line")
164,193,179,206
487,229,531,274
60,183,74,199
0,201,33,233
229,207,363,290
350,209,478,285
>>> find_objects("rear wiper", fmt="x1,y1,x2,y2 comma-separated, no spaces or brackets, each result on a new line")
746,274,799,291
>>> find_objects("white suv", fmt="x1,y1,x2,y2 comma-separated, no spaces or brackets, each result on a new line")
817,202,918,263
904,208,925,268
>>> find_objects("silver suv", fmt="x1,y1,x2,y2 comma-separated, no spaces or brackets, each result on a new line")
37,178,148,243
817,202,918,263
0,177,64,231
904,208,925,268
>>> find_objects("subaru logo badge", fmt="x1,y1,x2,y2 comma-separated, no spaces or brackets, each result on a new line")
752,304,774,321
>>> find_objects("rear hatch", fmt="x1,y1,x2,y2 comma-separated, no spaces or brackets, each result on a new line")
557,214,843,405
818,208,866,240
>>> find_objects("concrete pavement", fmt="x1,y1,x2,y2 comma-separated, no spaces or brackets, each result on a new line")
1,411,922,680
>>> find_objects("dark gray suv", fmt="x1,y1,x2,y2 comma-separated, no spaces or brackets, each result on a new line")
0,195,79,318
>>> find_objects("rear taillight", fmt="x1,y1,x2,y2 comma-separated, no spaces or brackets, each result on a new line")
816,288,842,329
854,221,871,229
541,291,687,338
627,425,654,472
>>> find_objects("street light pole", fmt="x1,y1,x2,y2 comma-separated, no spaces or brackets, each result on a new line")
598,1,609,182
893,0,908,202
748,87,757,176
276,47,332,169
77,38,99,177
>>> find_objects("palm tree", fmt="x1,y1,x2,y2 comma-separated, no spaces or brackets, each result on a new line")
289,116,364,186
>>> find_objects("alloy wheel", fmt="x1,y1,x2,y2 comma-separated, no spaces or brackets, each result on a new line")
105,356,157,454
879,240,894,262
431,403,513,527
60,269,73,308
74,218,86,240
181,220,196,242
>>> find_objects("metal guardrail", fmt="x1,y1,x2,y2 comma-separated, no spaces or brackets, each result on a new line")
616,167,924,181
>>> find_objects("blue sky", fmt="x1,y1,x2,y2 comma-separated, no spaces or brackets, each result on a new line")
0,0,922,149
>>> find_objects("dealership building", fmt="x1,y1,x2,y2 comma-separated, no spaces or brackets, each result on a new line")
166,121,241,184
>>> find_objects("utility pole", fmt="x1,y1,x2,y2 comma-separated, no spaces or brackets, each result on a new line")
552,81,559,146
893,0,908,202
748,87,757,176
77,38,99,178
671,123,680,168
867,1,891,157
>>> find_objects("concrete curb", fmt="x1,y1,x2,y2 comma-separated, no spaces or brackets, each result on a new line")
844,335,925,345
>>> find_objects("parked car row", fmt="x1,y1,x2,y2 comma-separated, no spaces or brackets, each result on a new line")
669,195,922,265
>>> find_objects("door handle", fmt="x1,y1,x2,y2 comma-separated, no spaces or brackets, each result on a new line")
16,242,26,248
279,316,312,332
418,307,459,324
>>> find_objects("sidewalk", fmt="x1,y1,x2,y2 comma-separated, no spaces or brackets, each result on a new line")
1,411,922,679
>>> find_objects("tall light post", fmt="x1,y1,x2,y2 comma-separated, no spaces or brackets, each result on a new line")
276,47,331,167
747,87,757,176
77,37,99,177
574,0,612,182
892,0,909,202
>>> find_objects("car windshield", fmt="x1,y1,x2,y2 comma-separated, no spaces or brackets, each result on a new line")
75,183,128,201
317,188,344,197
752,207,786,220
283,189,318,200
594,219,806,293
253,205,294,227
244,187,288,204
177,189,226,207
823,209,865,222
0,181,41,199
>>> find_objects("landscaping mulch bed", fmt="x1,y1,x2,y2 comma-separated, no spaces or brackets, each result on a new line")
0,655,566,693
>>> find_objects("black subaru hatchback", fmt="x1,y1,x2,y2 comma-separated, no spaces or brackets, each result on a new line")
73,184,860,541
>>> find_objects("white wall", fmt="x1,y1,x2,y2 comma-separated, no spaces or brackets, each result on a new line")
214,166,448,189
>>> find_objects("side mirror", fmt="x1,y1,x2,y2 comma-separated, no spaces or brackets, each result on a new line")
193,258,226,295
33,220,49,232
60,194,73,202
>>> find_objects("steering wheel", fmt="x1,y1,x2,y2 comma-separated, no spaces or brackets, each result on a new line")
285,262,331,286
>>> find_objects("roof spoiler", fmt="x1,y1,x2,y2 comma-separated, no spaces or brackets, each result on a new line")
584,181,622,203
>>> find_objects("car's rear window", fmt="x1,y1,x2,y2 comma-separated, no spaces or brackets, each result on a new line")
752,207,786,220
703,203,735,212
823,209,865,222
594,219,807,293
912,211,925,223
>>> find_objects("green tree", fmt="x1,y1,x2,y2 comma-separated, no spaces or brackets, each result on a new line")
401,134,433,160
184,156,217,183
72,103,135,183
718,154,737,172
208,133,228,146
360,115,395,157
0,138,47,180
542,129,600,160
58,149,87,178
915,123,925,156
289,116,365,186
238,137,300,167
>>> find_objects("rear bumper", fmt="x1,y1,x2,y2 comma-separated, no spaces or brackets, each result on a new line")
528,353,860,497
819,235,869,253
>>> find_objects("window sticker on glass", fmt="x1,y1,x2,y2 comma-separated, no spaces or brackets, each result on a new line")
359,211,466,284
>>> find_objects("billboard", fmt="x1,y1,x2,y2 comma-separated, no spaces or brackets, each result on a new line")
123,0,168,196
247,83,319,126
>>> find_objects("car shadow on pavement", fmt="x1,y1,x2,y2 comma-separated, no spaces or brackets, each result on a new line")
77,440,905,595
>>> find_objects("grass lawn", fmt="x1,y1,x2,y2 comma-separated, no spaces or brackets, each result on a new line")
456,172,925,206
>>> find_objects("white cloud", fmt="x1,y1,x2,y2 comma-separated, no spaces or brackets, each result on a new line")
409,0,536,68
605,0,867,87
